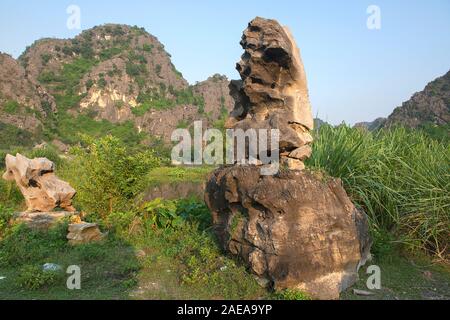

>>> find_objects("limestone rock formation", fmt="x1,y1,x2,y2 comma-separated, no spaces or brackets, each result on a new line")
226,17,314,170
2,153,76,212
12,211,80,230
67,222,105,245
204,17,371,299
205,166,372,299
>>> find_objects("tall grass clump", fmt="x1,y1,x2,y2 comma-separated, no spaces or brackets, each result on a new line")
307,125,449,259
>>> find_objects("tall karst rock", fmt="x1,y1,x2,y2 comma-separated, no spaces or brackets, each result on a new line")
205,17,371,300
226,17,314,170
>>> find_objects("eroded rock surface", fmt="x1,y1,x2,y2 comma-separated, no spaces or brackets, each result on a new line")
2,153,76,212
205,166,372,299
12,211,79,230
67,222,105,245
204,17,371,299
226,17,314,170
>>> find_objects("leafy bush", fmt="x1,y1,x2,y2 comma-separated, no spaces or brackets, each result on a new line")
17,264,60,290
307,125,450,258
142,198,210,230
0,122,36,149
3,100,21,114
0,223,68,267
27,145,62,167
54,114,146,146
142,44,153,53
41,53,52,65
273,289,312,300
63,136,161,217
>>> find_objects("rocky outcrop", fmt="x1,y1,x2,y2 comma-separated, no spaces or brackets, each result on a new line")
2,153,76,212
67,222,105,245
226,17,314,170
354,117,387,131
12,211,79,230
204,17,371,300
0,53,56,132
384,70,450,128
205,166,371,299
357,70,450,130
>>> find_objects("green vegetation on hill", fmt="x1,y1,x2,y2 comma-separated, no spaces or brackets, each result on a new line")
0,122,37,150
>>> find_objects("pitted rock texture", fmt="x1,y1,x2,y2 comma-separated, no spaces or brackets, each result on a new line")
67,222,105,245
226,17,314,169
205,166,372,299
2,153,76,212
12,211,80,230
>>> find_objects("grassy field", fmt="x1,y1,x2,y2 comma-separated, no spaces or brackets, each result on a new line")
0,125,449,300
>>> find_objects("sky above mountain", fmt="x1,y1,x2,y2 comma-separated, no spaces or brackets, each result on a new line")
0,0,449,125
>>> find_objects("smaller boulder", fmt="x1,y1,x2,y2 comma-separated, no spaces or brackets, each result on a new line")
67,222,105,245
12,211,79,230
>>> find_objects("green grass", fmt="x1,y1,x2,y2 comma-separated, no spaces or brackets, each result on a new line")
0,224,139,299
0,199,266,300
307,125,449,259
145,166,213,186
341,253,450,300
0,122,38,150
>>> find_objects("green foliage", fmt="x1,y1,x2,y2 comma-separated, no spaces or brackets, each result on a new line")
0,222,139,299
126,61,146,77
142,44,153,53
273,289,312,300
85,79,94,90
0,122,36,149
99,47,124,61
2,100,21,114
0,204,15,236
40,53,52,66
155,64,162,76
145,166,212,185
142,198,210,230
143,198,184,229
53,114,146,146
17,265,60,290
97,77,107,89
63,136,161,217
307,125,450,258
151,222,261,298
419,123,450,143
27,145,62,167
0,223,68,267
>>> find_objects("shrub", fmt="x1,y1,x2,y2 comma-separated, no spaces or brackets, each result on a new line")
64,135,161,217
27,145,62,167
0,123,36,150
41,53,52,65
3,100,21,114
142,44,153,53
17,264,60,290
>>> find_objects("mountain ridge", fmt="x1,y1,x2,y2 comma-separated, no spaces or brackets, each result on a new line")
0,24,233,148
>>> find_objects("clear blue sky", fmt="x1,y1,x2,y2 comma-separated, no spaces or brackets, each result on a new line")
1,0,449,125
